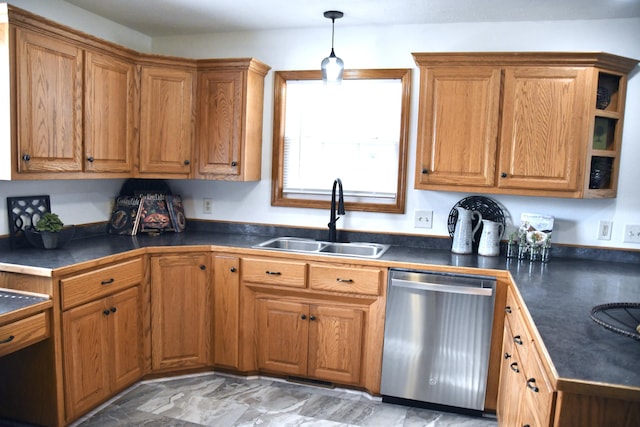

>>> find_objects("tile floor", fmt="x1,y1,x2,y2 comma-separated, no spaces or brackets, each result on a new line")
71,373,498,427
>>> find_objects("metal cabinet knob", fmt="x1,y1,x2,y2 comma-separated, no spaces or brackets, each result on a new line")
230,267,237,273
200,265,206,270
87,156,94,162
231,161,238,167
184,159,190,165
22,154,31,161
422,168,429,174
301,314,307,320
501,172,507,178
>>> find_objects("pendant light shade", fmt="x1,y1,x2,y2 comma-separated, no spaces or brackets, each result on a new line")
321,10,344,83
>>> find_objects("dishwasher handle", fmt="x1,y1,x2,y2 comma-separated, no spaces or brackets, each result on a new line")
391,278,493,296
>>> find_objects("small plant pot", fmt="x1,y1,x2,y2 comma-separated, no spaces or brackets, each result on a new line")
24,226,75,249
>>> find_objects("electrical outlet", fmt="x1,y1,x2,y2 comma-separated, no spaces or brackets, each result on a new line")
597,220,612,241
415,210,433,229
623,224,640,243
203,198,213,214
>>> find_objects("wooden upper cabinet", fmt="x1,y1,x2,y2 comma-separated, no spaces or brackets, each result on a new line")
138,66,195,177
196,59,271,181
415,66,501,188
84,50,136,174
498,66,588,192
413,52,638,198
14,27,83,173
8,6,270,181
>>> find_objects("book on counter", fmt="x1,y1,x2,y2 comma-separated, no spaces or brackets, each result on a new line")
138,193,174,233
166,194,186,233
108,196,143,235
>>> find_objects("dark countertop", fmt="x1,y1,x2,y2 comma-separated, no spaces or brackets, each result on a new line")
1,229,638,394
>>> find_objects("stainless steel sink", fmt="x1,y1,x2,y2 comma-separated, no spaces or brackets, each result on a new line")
255,237,326,252
252,237,390,259
320,242,389,258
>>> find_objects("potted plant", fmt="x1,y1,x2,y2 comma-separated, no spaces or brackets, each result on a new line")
27,213,74,249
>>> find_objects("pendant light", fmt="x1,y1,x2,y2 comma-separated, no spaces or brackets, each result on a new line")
321,10,344,84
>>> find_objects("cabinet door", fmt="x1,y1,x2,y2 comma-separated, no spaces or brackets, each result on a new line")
498,66,589,192
139,66,194,176
150,253,212,371
497,325,522,427
84,50,135,173
15,28,83,173
213,254,240,368
307,304,363,385
196,70,242,177
109,286,143,391
415,66,501,188
257,299,308,376
62,298,110,419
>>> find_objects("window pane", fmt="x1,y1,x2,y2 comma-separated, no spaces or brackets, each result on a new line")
283,80,402,199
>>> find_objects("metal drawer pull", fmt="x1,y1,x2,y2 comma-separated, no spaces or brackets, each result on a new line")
526,378,539,392
101,278,115,285
504,352,511,360
505,306,512,313
513,335,524,345
336,278,353,283
1,335,15,344
510,362,520,373
265,271,281,275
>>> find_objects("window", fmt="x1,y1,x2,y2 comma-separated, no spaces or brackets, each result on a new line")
271,69,411,213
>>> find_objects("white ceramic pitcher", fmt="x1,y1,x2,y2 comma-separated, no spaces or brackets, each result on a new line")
478,219,504,257
451,207,482,254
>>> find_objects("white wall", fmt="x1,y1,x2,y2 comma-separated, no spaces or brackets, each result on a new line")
155,19,640,249
1,2,639,249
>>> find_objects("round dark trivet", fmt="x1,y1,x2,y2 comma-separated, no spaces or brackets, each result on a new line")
590,303,640,341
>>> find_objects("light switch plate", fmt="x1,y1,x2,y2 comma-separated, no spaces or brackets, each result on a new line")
597,220,612,240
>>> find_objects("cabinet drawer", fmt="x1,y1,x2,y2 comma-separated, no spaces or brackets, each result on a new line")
0,311,49,357
61,258,143,310
520,344,555,427
242,257,307,288
505,288,533,367
309,264,382,296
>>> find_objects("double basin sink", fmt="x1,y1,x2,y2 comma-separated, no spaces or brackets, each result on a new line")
252,237,390,259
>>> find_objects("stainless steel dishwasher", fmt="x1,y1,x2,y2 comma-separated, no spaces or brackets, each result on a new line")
381,269,495,414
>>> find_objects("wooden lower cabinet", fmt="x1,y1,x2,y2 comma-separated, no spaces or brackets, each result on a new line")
498,287,554,427
497,324,523,426
256,298,364,385
150,253,212,371
62,286,142,421
213,254,241,368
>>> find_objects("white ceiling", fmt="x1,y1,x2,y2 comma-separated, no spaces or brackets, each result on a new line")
63,0,640,37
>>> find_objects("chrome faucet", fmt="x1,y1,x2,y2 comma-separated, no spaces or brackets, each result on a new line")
328,178,345,242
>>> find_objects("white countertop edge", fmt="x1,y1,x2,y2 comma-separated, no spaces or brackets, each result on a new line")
0,262,53,277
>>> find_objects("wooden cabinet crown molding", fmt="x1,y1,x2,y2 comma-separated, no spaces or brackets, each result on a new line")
412,51,638,73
